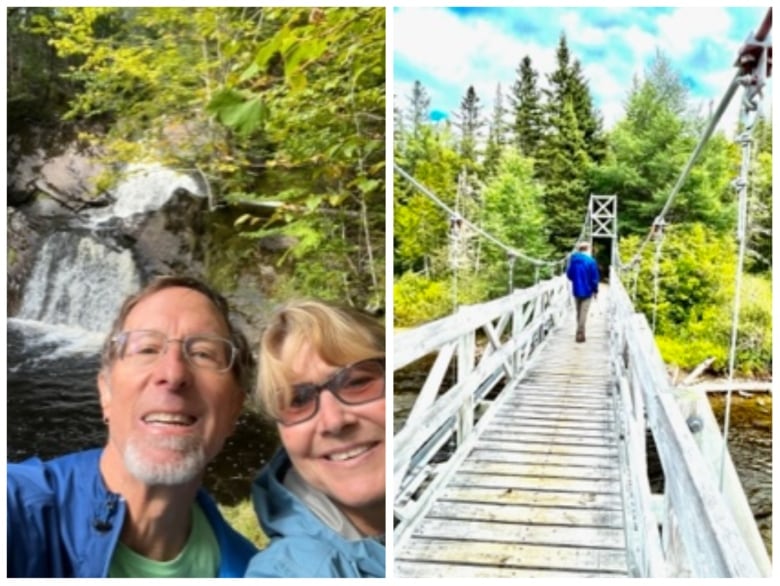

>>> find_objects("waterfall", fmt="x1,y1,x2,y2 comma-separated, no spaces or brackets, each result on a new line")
90,164,205,223
16,163,205,332
7,160,218,467
17,231,141,333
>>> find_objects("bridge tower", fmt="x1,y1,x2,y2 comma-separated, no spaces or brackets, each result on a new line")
588,194,618,269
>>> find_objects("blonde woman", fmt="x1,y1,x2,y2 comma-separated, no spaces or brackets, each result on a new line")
245,299,385,578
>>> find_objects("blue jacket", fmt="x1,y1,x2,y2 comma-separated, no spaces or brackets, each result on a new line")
6,448,257,577
245,449,385,578
566,251,600,299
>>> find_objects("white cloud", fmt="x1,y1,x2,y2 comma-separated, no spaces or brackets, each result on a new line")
394,7,770,132
582,62,627,128
656,7,732,58
559,10,608,46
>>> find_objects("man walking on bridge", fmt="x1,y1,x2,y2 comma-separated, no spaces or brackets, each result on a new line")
566,242,600,343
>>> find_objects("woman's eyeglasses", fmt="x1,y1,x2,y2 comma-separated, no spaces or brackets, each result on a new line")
276,357,385,426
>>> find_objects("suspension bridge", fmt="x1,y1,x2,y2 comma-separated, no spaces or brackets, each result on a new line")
392,9,771,578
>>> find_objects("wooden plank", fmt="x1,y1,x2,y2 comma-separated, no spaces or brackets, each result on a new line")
438,486,624,510
504,392,611,407
468,447,619,470
490,406,614,425
473,439,617,459
457,459,620,481
427,500,625,528
491,414,614,432
451,470,622,494
395,560,625,578
480,428,617,447
396,538,628,574
411,518,627,549
481,422,617,442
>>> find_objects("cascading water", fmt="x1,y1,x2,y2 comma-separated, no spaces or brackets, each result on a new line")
7,164,202,462
90,163,205,223
8,163,275,504
17,232,141,332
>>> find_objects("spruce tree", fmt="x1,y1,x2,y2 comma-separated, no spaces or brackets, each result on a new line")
544,34,605,164
452,85,484,167
510,55,543,158
538,34,598,252
407,79,431,139
484,83,508,178
401,80,433,174
537,99,590,252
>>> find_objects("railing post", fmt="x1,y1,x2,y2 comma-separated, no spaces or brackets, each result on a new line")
511,289,523,375
456,321,475,445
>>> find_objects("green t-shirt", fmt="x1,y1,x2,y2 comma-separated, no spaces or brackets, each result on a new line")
109,502,220,577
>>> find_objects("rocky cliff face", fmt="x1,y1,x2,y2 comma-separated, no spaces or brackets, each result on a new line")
7,129,269,346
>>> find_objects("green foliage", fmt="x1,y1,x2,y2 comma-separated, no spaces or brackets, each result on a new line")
655,274,771,376
393,272,452,327
21,7,384,306
620,224,734,331
217,499,268,549
536,100,590,251
394,127,462,275
621,224,770,376
207,89,267,138
746,118,772,273
480,147,552,293
510,55,543,158
393,42,770,378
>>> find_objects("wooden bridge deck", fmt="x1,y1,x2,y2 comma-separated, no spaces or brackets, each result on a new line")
394,297,631,577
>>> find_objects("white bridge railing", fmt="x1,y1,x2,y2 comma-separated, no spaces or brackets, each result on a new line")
608,267,768,577
392,269,769,577
393,275,570,543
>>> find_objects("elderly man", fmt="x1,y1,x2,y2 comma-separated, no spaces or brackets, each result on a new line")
566,242,600,343
7,276,258,577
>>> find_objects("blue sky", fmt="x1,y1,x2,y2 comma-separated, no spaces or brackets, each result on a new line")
394,6,772,134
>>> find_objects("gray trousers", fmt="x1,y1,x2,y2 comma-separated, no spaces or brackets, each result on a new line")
575,296,593,337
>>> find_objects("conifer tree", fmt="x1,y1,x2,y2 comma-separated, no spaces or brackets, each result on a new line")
536,99,590,252
537,34,598,251
452,85,484,166
544,34,605,164
484,83,508,178
400,80,433,174
407,79,431,139
510,55,543,158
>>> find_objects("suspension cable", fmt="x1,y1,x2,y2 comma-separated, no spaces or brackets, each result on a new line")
650,218,666,334
394,163,563,268
720,91,763,491
622,7,772,272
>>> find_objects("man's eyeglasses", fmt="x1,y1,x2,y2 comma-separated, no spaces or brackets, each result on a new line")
112,329,237,373
276,357,385,426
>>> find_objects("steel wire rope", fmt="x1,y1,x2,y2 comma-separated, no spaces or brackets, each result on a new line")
620,73,742,273
650,223,666,334
719,68,767,491
394,164,564,269
620,8,771,275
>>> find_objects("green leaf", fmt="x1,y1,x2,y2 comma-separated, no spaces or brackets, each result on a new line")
234,213,254,227
206,88,266,136
356,178,379,194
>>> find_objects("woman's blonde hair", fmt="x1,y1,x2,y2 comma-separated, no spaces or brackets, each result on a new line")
256,299,384,419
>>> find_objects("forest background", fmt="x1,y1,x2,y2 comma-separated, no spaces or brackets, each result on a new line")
393,35,772,378
6,6,385,547
7,6,386,311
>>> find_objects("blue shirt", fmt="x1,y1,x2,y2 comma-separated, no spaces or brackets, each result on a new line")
6,448,257,577
566,251,600,299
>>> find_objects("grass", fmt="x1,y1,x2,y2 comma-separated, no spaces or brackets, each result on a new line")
218,498,269,549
